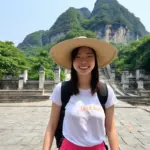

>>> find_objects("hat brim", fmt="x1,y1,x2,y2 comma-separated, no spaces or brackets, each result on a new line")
50,38,117,69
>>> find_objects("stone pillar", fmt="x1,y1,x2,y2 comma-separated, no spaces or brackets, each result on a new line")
23,70,28,83
54,65,60,83
136,68,144,80
39,70,45,90
121,70,129,90
110,64,116,81
106,64,112,79
18,74,24,90
137,78,144,90
65,69,71,81
136,67,144,90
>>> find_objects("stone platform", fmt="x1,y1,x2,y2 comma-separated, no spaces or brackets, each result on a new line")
0,100,150,150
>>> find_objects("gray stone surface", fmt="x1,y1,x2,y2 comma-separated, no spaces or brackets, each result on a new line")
0,100,149,150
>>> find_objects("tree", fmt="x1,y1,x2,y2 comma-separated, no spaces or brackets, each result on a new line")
0,41,28,79
112,34,150,78
27,50,55,80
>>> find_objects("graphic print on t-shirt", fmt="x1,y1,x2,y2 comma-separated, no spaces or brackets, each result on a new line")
65,94,105,122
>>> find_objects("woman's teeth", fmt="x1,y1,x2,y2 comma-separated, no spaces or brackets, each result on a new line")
79,67,89,70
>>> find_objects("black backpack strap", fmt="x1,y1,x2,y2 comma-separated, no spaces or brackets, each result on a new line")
55,80,72,148
97,81,108,112
97,82,109,150
61,80,72,108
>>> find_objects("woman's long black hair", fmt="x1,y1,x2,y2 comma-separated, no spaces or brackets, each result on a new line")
70,47,99,95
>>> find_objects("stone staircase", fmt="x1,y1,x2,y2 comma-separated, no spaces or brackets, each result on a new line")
100,70,150,105
0,90,51,103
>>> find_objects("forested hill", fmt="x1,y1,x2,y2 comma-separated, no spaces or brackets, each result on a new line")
18,0,149,54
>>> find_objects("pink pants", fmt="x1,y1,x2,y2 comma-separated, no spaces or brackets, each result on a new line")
60,138,105,150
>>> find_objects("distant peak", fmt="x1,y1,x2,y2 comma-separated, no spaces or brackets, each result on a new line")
79,7,90,11
95,0,117,4
77,7,91,18
96,0,117,2
67,7,76,10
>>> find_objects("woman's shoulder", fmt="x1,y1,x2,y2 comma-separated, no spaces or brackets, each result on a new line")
54,82,62,88
106,84,114,91
99,81,114,93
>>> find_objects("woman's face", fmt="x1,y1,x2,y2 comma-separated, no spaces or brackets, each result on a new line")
73,46,95,76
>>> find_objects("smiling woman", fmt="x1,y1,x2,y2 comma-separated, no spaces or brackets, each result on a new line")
72,47,95,78
42,36,119,150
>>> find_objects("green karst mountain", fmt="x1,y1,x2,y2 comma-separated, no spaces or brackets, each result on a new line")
77,7,91,18
18,0,149,54
90,0,148,36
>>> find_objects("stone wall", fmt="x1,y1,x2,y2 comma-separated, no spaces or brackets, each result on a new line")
24,81,39,90
120,68,150,97
0,80,18,90
0,67,60,90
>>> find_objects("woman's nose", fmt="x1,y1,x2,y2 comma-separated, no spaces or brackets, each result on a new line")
80,58,87,64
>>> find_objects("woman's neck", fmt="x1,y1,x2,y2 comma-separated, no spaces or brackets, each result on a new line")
78,74,91,89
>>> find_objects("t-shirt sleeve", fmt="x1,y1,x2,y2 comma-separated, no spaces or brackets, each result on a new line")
105,84,117,109
49,82,62,106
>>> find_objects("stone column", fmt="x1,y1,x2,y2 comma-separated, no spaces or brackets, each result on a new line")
106,64,112,79
136,67,144,90
136,68,144,80
39,70,45,90
121,70,129,90
65,69,71,81
23,70,28,83
137,78,144,90
54,65,60,83
111,64,116,81
18,74,24,90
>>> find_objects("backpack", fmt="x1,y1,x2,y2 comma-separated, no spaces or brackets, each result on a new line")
54,80,108,149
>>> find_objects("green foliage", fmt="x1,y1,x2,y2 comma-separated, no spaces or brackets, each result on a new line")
49,7,84,37
112,34,150,77
28,73,39,80
136,35,150,70
111,42,128,75
0,41,28,79
26,50,55,80
45,69,55,80
60,70,65,81
18,30,45,49
58,28,96,42
77,8,91,18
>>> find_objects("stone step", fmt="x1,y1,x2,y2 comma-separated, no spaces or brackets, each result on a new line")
117,96,150,105
0,90,52,96
0,95,49,103
1,90,150,105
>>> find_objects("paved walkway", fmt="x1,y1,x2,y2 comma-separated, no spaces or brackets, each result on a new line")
0,100,150,150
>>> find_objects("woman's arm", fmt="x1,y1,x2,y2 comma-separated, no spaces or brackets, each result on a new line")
42,102,61,150
105,105,119,150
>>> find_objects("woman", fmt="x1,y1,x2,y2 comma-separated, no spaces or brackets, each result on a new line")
43,36,119,150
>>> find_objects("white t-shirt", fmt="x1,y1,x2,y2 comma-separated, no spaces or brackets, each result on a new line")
50,82,117,147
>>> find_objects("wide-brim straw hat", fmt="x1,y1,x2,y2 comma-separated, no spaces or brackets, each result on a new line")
50,36,117,69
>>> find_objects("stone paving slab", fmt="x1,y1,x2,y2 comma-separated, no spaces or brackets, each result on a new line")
0,100,150,150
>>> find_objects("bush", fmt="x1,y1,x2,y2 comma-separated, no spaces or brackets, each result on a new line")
60,71,65,81
45,69,55,80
